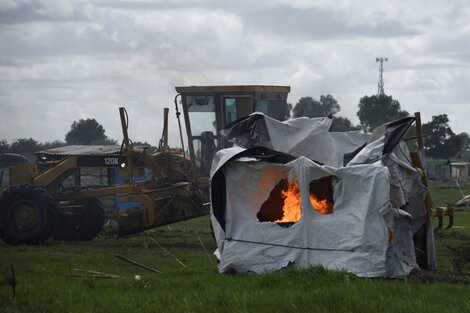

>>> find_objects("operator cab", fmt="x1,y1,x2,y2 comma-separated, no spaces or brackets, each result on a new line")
175,85,290,178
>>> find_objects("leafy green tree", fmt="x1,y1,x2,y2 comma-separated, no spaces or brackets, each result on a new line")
457,132,470,152
445,135,463,158
331,117,361,132
91,138,118,145
9,138,41,153
320,95,340,115
422,114,464,159
293,95,360,131
357,94,409,132
65,118,116,145
293,97,319,118
42,140,66,150
132,141,152,148
293,95,340,118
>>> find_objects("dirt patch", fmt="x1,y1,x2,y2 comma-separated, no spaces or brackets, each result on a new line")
408,269,470,284
446,244,470,273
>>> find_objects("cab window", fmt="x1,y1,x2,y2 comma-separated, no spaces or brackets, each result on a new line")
223,96,253,126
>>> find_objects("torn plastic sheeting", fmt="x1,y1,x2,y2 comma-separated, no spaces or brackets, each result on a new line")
211,152,404,277
222,113,371,167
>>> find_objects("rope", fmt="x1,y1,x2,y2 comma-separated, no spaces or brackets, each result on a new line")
226,237,358,252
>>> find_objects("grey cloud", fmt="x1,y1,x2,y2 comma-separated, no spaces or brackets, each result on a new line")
0,20,134,59
0,2,133,59
0,0,469,144
241,5,420,39
0,58,32,67
96,0,202,11
95,0,262,13
0,1,88,24
425,37,470,64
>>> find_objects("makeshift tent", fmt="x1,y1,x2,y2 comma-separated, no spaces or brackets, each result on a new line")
210,113,435,278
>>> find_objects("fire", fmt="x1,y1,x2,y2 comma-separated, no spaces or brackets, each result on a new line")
310,195,331,215
275,180,302,223
274,180,332,223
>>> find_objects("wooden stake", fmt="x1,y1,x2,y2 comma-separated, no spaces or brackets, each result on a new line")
151,237,187,268
174,257,188,268
197,235,215,266
72,269,120,279
150,237,170,254
65,273,118,279
115,255,160,273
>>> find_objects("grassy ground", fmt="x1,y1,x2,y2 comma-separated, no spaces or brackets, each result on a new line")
1,181,470,312
429,179,470,276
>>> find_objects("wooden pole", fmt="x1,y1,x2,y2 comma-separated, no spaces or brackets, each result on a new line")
197,235,215,266
414,112,424,150
72,268,120,279
115,255,160,273
150,237,169,254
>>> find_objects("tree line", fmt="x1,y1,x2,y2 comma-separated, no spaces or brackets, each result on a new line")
289,93,469,159
1,95,468,160
0,118,117,154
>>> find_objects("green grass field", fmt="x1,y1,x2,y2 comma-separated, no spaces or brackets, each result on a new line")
1,180,470,313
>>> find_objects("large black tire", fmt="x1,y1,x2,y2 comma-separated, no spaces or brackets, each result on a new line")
53,198,105,241
0,185,57,245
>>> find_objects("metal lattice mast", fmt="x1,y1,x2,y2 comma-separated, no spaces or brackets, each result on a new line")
376,57,388,95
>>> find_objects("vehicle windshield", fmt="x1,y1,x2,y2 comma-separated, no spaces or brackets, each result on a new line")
255,99,289,121
186,95,218,176
186,95,217,136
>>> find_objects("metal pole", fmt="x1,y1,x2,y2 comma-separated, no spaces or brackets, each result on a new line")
174,94,188,177
119,107,131,150
118,107,134,177
376,57,388,96
162,108,169,147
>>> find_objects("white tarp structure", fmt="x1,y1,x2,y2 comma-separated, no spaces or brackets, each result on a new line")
210,113,435,277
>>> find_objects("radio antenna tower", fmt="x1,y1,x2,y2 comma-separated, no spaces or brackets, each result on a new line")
376,57,388,95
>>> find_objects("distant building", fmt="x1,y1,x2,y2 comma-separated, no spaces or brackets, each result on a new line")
426,159,469,181
450,162,469,180
426,159,451,181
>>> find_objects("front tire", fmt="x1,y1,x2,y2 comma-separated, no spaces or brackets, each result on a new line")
0,185,57,245
53,198,105,241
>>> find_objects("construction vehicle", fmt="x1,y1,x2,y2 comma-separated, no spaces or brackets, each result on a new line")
0,85,291,245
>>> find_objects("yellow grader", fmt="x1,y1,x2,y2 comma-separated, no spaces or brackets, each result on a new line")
0,85,291,245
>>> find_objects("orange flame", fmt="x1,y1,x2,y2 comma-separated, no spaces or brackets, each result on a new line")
275,180,333,223
275,181,302,223
310,195,331,215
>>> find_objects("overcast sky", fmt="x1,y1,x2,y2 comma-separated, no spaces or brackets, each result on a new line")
1,0,469,145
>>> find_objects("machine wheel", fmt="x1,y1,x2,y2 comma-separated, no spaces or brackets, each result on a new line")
54,198,105,241
76,198,105,241
0,185,57,245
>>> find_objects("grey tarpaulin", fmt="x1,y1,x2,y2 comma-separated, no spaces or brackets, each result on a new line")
210,113,435,277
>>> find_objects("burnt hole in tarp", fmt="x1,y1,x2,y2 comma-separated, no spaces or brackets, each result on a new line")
257,179,293,223
309,176,334,215
257,176,335,225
